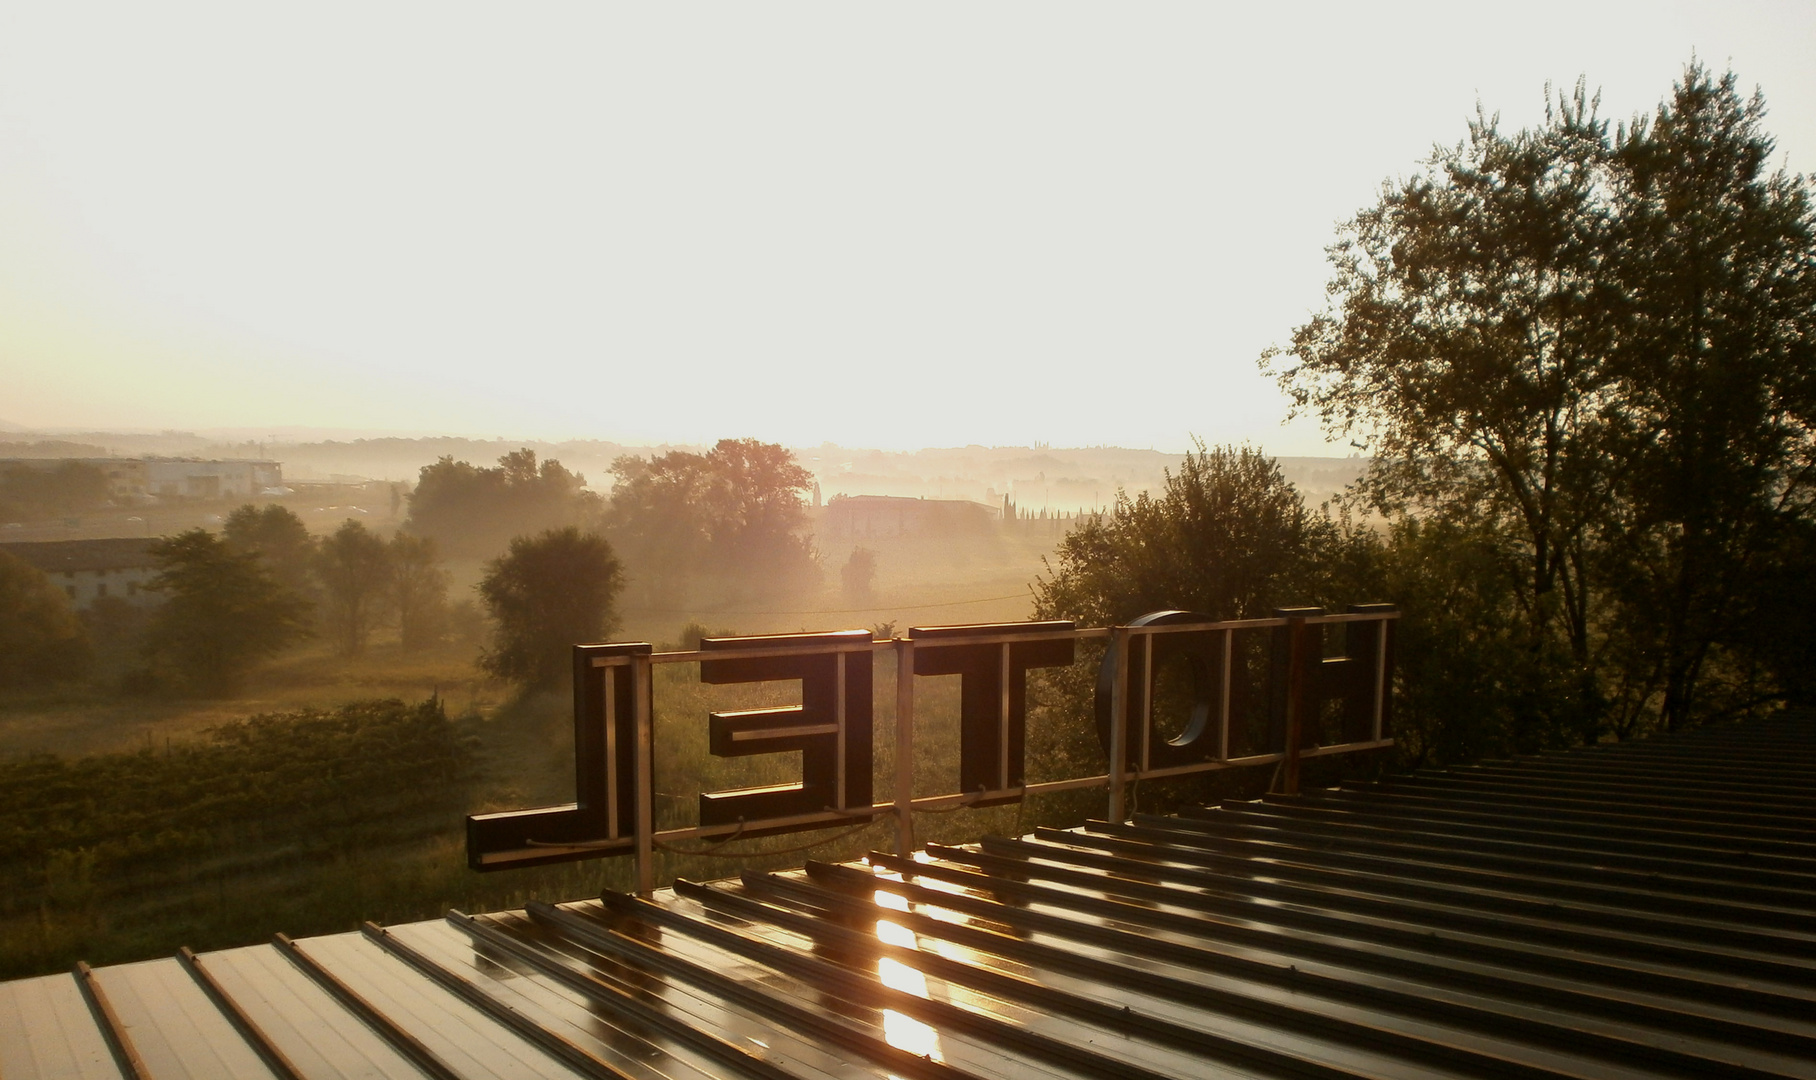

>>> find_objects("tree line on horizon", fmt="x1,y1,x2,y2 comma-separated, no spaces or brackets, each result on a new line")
0,437,826,697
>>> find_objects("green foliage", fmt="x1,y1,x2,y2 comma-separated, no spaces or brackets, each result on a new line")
1034,444,1333,626
0,698,476,977
1356,518,1538,764
0,461,110,521
608,438,818,607
1028,445,1378,779
406,449,604,559
223,503,318,599
0,551,92,689
143,530,313,694
479,527,623,688
1266,64,1816,738
316,519,391,657
841,546,878,602
390,532,451,651
1597,69,1816,731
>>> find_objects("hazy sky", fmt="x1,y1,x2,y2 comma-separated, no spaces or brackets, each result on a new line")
2,3,1811,454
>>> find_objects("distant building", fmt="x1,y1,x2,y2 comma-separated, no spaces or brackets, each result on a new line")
0,538,162,609
142,459,283,499
0,457,282,501
821,494,997,539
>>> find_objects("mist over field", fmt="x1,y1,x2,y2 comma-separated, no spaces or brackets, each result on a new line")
0,427,1374,975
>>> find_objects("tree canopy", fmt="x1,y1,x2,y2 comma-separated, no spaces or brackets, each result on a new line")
478,527,623,689
1034,444,1334,626
316,519,391,657
607,438,817,606
389,532,450,651
405,449,604,558
0,551,91,689
223,503,317,600
1265,64,1815,739
142,530,313,694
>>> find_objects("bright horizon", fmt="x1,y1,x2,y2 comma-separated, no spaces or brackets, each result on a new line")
3,3,1812,456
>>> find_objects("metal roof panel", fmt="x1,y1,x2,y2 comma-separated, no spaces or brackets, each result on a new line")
5,713,1815,1079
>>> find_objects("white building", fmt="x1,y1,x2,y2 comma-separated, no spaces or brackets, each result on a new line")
143,459,283,499
0,538,162,609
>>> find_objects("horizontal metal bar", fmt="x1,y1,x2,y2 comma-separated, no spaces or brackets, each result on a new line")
591,614,1396,665
1222,752,1289,767
1300,738,1396,758
1023,774,1112,795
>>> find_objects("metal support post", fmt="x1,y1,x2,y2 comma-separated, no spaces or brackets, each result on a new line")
894,636,915,860
633,652,655,896
1276,616,1308,796
1107,626,1130,823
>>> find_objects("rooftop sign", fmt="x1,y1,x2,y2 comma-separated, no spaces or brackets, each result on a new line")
468,606,1397,892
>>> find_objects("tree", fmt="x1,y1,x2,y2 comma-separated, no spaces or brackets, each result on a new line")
1027,445,1368,786
1265,64,1816,738
841,547,878,604
1599,68,1816,730
605,449,713,606
0,461,109,522
389,532,451,651
0,551,91,688
606,438,818,606
699,438,816,579
478,527,623,689
1263,82,1619,745
143,530,312,693
1034,444,1331,626
316,519,391,657
405,450,604,558
223,504,317,599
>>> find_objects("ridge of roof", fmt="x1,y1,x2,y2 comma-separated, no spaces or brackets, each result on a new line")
0,537,160,572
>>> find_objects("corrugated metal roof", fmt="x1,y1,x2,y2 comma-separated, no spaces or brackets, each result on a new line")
4,713,1813,1079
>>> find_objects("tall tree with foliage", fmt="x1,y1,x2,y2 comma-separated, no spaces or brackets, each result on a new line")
389,532,450,651
0,551,91,689
223,503,317,600
1028,445,1367,780
406,450,605,558
142,530,312,693
1034,444,1334,626
478,527,623,689
1263,83,1619,747
1266,64,1815,740
316,519,392,657
607,438,817,605
1599,68,1816,730
605,448,713,606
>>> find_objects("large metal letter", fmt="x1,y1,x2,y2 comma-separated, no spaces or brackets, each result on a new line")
910,622,1075,806
697,630,873,832
466,641,649,871
1321,604,1397,743
1094,610,1222,771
